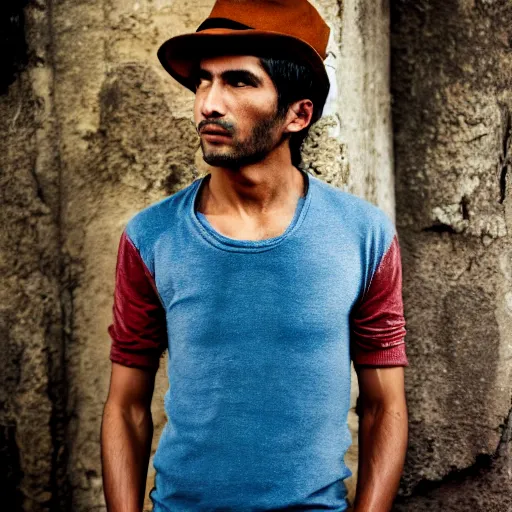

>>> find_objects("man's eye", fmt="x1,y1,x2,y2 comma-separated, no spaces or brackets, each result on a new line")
195,78,208,89
232,80,249,88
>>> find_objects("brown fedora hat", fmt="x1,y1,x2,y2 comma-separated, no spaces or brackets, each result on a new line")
157,0,331,107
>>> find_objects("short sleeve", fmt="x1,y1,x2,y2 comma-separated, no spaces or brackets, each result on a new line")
108,230,168,371
350,233,408,366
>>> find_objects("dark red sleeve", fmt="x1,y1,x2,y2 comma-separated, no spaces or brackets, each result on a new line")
350,234,408,366
108,231,167,371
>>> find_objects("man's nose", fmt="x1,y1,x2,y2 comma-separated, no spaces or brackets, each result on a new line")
200,81,226,118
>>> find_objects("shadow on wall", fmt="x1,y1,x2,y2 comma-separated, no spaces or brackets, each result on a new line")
1,0,30,94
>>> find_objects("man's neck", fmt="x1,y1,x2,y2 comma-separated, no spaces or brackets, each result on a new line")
198,150,306,220
196,165,306,241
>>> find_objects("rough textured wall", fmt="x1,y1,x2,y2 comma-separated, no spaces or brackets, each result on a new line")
0,2,70,510
0,73,63,512
1,0,396,510
390,0,512,510
337,0,396,214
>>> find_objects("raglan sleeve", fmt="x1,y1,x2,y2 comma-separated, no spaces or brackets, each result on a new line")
350,230,409,367
108,230,168,371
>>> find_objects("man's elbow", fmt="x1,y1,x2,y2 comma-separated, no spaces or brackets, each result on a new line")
103,397,153,431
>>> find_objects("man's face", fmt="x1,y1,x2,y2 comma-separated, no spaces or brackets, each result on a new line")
193,54,287,168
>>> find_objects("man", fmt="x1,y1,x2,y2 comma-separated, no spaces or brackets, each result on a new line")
100,1,409,511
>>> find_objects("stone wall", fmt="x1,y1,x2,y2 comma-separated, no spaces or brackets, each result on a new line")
390,0,512,510
1,1,396,510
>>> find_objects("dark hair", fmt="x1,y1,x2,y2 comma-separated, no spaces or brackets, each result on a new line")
258,57,327,167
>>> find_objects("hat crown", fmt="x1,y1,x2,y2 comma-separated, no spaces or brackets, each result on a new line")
157,0,331,105
205,0,330,59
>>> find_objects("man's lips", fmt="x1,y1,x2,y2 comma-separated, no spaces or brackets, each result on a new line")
200,127,232,143
199,126,232,136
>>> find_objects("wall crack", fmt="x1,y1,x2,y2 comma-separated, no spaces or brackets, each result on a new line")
396,402,512,503
499,104,511,204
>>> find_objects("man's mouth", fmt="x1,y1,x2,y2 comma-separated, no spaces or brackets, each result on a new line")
200,126,232,136
199,125,233,144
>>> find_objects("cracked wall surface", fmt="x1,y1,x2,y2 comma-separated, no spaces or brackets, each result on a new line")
1,1,396,510
0,2,70,510
390,0,512,509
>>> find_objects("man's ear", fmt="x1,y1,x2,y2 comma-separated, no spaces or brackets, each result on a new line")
284,99,314,134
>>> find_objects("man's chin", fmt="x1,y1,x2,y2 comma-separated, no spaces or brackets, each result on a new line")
203,152,238,168
200,144,236,167
203,155,246,169
202,150,269,168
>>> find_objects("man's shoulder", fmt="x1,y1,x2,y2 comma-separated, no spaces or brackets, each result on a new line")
125,177,199,249
311,174,395,237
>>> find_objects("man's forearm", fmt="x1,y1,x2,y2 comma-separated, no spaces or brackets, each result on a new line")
101,402,153,512
353,402,408,512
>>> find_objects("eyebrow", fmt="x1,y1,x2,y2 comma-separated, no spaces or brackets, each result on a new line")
196,68,264,87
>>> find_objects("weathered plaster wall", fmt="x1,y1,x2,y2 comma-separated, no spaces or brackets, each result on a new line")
0,76,62,512
0,3,70,510
337,0,396,215
1,1,396,510
390,0,512,509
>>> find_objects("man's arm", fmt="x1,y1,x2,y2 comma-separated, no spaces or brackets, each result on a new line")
353,366,408,512
101,362,156,512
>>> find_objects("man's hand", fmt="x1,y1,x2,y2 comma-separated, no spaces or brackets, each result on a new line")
352,366,408,512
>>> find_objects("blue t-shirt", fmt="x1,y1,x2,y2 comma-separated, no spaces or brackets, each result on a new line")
108,170,407,511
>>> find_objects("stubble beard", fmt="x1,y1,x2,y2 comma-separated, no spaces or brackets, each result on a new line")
201,112,286,169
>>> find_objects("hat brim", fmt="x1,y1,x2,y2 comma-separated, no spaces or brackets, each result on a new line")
157,29,330,104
